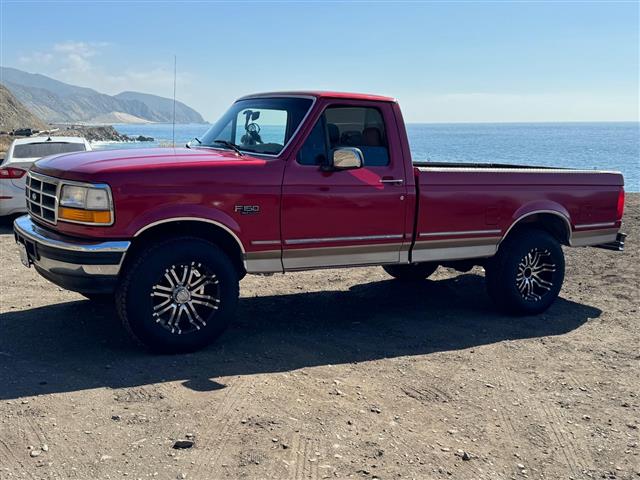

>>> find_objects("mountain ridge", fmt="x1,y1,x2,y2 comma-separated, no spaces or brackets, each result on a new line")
0,67,206,124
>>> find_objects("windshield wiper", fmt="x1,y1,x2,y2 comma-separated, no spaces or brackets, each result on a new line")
185,137,201,149
213,139,243,156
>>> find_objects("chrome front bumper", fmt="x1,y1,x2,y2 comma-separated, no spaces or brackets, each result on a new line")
13,215,130,294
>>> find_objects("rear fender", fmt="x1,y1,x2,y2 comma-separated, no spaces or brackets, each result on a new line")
501,201,573,246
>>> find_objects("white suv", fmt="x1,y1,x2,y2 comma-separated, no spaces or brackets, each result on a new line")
0,136,91,216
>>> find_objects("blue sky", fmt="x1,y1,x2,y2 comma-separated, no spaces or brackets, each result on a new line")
1,1,638,122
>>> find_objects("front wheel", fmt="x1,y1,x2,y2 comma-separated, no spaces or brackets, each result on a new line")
116,237,239,353
485,228,565,315
383,262,438,281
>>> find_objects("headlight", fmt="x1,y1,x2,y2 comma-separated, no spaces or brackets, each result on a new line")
58,183,113,225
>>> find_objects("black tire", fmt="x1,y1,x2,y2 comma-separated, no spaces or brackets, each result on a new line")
383,262,438,281
82,293,114,304
115,237,239,353
485,228,565,315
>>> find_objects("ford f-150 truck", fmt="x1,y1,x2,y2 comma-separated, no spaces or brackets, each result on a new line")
14,91,626,353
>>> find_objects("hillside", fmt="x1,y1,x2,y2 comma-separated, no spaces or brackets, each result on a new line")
115,91,203,125
0,67,206,124
88,111,153,124
0,83,47,132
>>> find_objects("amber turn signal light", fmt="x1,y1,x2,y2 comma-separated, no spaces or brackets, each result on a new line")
58,207,112,224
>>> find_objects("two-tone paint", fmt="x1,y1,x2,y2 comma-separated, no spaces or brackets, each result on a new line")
28,91,625,278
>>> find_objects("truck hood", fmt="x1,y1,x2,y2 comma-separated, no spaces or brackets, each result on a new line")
32,147,264,180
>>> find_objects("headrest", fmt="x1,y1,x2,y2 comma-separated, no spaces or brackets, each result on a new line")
363,127,383,146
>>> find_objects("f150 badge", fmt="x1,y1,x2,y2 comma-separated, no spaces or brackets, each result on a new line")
235,205,260,215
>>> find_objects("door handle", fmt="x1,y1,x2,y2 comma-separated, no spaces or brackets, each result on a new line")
379,178,404,185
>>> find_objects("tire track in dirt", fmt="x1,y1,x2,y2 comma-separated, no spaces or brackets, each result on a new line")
191,379,249,478
292,436,319,480
0,436,37,480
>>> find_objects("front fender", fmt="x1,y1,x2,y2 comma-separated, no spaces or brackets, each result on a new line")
126,204,243,250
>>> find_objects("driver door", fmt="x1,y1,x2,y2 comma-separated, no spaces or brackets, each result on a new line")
281,101,410,270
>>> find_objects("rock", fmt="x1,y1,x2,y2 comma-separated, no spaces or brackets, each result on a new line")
173,440,194,449
100,455,112,461
517,463,525,469
111,415,121,421
272,438,279,443
29,450,41,458
370,406,381,414
41,444,48,452
485,383,495,389
136,135,154,142
185,433,194,438
281,443,289,450
177,474,187,479
582,415,591,420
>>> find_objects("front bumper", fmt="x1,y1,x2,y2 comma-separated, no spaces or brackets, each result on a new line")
13,215,130,294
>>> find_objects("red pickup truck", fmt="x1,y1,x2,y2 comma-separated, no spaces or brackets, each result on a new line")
14,91,626,352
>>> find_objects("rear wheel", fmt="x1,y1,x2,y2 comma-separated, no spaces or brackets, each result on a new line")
485,228,564,315
116,237,239,353
383,262,438,281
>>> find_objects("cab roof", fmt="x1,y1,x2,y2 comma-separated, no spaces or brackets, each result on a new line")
239,91,397,103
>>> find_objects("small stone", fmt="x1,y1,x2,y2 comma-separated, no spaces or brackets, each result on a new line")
41,444,48,452
185,433,194,438
582,415,591,420
462,451,471,461
177,474,187,479
281,443,289,450
111,415,121,421
517,463,525,469
627,423,638,430
100,455,112,461
370,407,381,414
441,447,451,452
485,383,495,389
173,440,194,449
272,438,279,443
29,450,41,458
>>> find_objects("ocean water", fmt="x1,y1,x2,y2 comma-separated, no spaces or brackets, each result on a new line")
98,122,639,191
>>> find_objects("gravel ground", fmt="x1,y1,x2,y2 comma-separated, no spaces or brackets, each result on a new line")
0,195,638,480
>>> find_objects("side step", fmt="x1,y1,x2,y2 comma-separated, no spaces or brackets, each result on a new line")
594,232,627,252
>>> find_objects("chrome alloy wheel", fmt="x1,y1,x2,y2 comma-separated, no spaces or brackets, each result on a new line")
150,262,220,334
516,248,556,302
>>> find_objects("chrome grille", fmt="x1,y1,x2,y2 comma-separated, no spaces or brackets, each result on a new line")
25,172,59,224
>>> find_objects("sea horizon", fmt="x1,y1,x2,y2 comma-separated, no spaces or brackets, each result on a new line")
99,122,639,192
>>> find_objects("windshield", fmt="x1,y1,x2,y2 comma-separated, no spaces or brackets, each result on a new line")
13,142,86,159
198,97,313,156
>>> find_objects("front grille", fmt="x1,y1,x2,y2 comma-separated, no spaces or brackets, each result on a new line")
26,172,59,224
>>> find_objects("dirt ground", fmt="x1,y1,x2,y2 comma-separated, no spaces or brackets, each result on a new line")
0,196,638,480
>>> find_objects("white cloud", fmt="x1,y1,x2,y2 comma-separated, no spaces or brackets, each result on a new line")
17,41,196,109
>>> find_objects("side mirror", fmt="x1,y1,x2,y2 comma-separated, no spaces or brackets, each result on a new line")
327,147,364,171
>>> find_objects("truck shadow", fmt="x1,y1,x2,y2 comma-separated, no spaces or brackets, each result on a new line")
0,274,601,400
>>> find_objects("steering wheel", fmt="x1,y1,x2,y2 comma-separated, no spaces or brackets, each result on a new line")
246,123,260,134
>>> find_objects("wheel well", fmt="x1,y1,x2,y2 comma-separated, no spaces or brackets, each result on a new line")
123,220,246,277
502,212,571,246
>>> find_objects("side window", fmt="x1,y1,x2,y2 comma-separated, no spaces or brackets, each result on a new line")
324,107,390,166
297,116,327,165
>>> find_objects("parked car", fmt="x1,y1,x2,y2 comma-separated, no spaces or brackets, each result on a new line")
0,136,91,217
13,92,626,353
